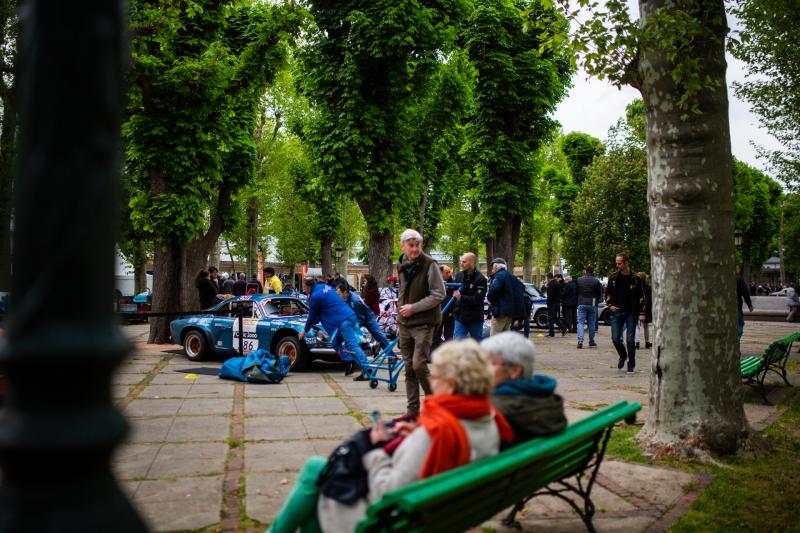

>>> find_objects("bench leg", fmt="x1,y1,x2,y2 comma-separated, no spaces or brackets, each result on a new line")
501,502,524,529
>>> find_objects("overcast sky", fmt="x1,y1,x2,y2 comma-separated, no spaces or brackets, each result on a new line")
553,8,782,176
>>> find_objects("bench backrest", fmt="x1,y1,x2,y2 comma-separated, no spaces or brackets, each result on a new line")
762,332,799,365
357,401,641,533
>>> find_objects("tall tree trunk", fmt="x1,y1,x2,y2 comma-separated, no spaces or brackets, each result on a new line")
637,0,748,457
320,236,333,279
778,206,785,286
521,221,534,282
492,216,522,270
338,247,349,278
485,238,494,267
246,196,258,277
367,228,393,287
208,237,220,269
133,239,147,294
225,239,236,276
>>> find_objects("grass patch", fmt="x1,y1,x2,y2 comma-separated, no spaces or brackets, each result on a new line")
605,425,651,464
671,391,800,533
226,438,243,448
573,402,610,412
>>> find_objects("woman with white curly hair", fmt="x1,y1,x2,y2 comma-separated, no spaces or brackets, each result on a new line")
268,339,513,533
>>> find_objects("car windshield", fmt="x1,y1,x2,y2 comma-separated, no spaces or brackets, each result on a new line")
525,284,542,298
261,298,308,317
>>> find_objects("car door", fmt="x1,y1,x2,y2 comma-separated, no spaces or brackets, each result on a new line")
210,301,235,350
229,299,260,355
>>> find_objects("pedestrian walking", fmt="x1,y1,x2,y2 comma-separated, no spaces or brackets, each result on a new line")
786,282,799,322
605,253,646,373
561,276,577,333
545,272,567,337
396,229,445,418
575,265,603,349
486,258,516,335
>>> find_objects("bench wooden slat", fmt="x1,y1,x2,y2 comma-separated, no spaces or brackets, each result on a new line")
357,401,641,533
740,332,798,404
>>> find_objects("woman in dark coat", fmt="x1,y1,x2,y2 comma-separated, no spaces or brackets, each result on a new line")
195,269,218,309
361,274,381,316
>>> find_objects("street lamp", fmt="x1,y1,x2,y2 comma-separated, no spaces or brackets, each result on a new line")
334,246,344,263
734,228,743,248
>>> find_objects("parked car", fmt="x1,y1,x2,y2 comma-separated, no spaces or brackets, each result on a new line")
169,294,378,371
525,283,610,327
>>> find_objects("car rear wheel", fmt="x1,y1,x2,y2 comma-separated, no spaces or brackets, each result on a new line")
275,335,310,371
534,310,548,328
184,330,209,361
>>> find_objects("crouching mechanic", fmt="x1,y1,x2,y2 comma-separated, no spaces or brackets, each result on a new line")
335,280,391,351
299,277,370,381
481,332,567,447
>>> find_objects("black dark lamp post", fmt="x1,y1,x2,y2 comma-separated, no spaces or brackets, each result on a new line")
334,246,344,263
734,228,743,247
0,2,147,531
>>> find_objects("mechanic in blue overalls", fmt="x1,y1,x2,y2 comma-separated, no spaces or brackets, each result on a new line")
298,277,370,381
334,280,391,351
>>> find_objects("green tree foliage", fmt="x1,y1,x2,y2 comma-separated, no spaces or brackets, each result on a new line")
297,0,469,281
560,131,604,185
563,141,649,277
731,0,800,188
732,159,782,278
125,1,302,341
782,194,800,281
463,0,573,266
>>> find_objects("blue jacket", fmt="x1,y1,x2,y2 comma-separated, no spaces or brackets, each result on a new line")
304,283,356,335
344,292,376,325
487,268,516,318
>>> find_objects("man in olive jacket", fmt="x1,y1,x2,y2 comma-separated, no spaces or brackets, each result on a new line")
396,228,445,417
482,332,567,448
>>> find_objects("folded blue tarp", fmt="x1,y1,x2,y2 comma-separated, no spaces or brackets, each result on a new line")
218,349,291,384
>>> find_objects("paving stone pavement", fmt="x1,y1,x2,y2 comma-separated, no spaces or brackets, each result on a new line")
106,321,800,532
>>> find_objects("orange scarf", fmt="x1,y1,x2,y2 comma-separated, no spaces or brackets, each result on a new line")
417,394,514,479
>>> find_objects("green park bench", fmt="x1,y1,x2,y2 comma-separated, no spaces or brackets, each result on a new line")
356,401,641,533
740,332,799,404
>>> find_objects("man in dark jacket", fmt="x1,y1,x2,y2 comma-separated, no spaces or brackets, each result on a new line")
432,264,456,351
561,276,578,333
605,253,645,373
482,332,567,448
453,252,487,341
487,258,515,335
396,229,445,417
546,272,566,337
576,264,603,349
636,272,653,349
300,278,370,381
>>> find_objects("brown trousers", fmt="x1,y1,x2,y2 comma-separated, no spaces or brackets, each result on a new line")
397,323,435,416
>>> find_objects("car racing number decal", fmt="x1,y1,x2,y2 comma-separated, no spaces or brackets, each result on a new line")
233,318,260,354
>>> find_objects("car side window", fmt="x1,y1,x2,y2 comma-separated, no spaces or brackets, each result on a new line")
230,301,256,319
215,302,231,316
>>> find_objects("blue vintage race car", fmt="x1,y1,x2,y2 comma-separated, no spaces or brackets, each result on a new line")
170,294,376,370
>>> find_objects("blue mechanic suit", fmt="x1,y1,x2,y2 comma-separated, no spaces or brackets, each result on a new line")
302,283,368,368
345,291,391,349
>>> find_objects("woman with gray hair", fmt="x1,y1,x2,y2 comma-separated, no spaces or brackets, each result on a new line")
267,340,513,533
481,332,567,446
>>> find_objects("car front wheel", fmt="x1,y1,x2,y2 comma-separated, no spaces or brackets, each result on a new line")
183,330,209,361
275,335,310,371
534,310,548,328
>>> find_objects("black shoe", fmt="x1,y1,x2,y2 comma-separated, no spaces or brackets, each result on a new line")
617,357,626,370
577,342,583,349
645,342,652,349
636,342,640,349
546,334,555,337
589,342,597,347
561,330,567,336
353,373,369,381
344,362,356,376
